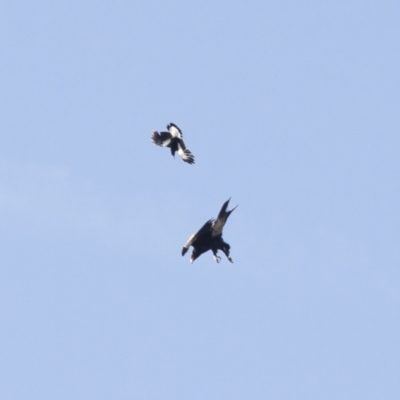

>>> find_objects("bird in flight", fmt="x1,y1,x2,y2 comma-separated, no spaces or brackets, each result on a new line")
182,198,238,264
151,123,195,164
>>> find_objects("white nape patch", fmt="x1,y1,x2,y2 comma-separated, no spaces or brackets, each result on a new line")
169,125,182,138
211,219,223,236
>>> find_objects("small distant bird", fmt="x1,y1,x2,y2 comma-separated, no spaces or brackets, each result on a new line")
151,123,195,164
182,198,238,264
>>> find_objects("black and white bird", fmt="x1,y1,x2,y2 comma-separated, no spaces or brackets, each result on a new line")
151,123,195,164
182,198,238,264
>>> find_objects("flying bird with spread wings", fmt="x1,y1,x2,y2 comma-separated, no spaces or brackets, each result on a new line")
182,198,238,264
151,123,195,164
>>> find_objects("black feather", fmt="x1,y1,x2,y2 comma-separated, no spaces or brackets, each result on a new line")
151,123,195,164
182,199,237,264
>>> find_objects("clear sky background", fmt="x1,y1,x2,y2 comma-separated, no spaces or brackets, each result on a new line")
1,1,399,399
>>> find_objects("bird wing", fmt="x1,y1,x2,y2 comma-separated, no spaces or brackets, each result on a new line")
167,123,183,138
182,219,213,256
212,198,238,237
151,131,172,147
177,139,195,164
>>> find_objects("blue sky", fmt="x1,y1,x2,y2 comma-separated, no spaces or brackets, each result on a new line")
1,1,399,399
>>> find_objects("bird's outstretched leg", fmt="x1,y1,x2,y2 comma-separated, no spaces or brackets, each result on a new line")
212,252,221,263
221,245,234,263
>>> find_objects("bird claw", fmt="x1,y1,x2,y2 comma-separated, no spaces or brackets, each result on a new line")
213,255,221,263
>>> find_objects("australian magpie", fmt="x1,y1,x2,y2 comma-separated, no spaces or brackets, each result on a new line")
151,123,195,164
182,198,238,264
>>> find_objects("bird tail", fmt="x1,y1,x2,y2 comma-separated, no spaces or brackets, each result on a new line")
217,198,238,223
211,198,237,236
